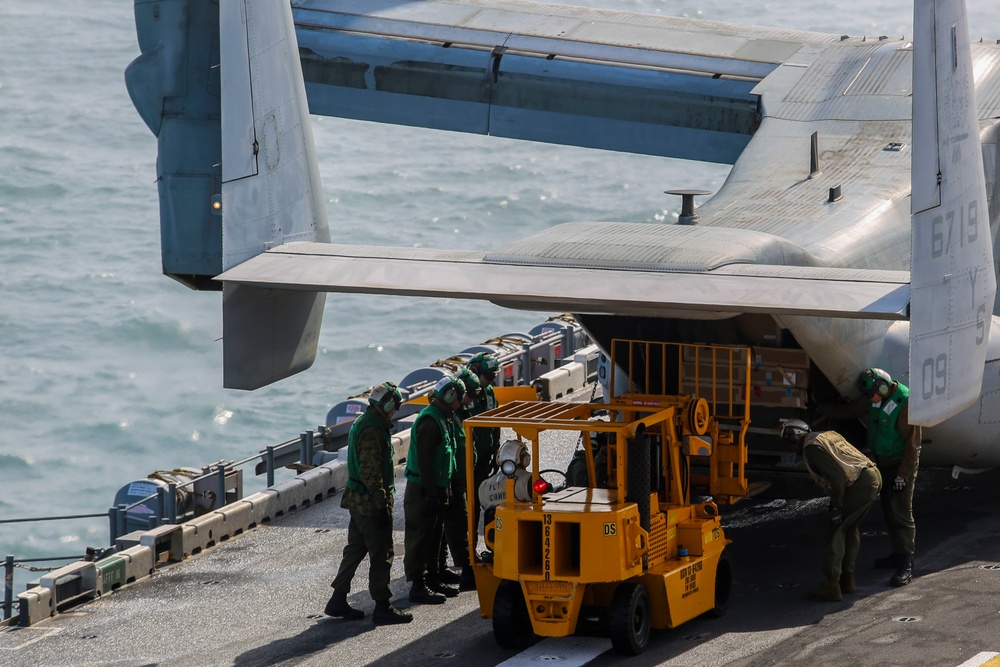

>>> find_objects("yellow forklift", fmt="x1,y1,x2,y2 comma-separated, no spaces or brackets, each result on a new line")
464,340,753,655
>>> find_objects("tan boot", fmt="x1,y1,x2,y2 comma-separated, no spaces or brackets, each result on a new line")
807,580,843,602
839,573,856,594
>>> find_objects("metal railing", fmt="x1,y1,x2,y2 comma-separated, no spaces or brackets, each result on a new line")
1,427,331,622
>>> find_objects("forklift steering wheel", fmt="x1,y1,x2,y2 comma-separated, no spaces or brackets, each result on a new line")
539,469,568,493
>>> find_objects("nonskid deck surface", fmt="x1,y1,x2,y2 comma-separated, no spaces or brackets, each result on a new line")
6,465,1000,667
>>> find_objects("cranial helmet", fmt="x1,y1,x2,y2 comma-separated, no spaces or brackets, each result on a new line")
369,381,402,415
496,439,530,469
432,375,464,404
457,367,481,393
468,352,500,380
858,368,893,398
780,419,810,445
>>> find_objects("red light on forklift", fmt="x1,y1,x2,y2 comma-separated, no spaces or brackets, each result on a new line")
533,478,550,494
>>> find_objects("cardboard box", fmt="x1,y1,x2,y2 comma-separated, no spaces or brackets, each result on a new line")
747,366,807,389
751,347,810,369
681,361,746,383
736,385,808,408
681,346,750,365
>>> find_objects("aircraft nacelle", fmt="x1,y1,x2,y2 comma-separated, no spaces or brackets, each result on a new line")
126,0,222,291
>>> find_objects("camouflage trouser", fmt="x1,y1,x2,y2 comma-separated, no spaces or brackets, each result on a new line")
822,466,881,581
876,459,917,555
330,509,394,602
403,483,446,582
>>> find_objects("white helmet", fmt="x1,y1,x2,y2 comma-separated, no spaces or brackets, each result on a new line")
780,419,810,445
496,439,530,469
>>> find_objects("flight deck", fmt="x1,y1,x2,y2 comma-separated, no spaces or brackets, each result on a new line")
4,452,1000,666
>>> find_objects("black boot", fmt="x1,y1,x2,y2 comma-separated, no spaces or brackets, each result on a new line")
426,575,459,598
459,565,477,592
325,591,364,620
409,579,446,605
873,552,902,569
372,600,413,625
437,568,461,585
890,554,913,587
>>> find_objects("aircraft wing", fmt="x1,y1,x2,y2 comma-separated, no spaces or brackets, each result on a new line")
216,240,910,321
291,0,841,164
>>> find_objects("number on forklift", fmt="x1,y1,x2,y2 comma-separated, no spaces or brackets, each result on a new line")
604,522,617,536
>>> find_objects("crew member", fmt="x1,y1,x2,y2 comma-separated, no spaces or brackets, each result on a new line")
467,352,501,551
478,439,534,518
858,368,921,586
436,367,480,591
326,382,412,625
404,374,463,603
780,419,882,602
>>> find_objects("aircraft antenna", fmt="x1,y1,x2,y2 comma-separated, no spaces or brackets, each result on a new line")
809,131,822,179
665,189,712,225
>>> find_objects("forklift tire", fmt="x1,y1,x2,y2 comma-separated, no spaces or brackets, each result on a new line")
707,556,732,618
609,582,651,655
493,580,535,649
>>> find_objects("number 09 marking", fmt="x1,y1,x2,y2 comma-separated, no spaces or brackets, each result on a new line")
921,354,947,399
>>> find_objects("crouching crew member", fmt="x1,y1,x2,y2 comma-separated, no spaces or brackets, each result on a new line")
781,419,882,602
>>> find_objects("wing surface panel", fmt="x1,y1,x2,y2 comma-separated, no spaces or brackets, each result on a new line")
216,242,909,320
291,0,841,163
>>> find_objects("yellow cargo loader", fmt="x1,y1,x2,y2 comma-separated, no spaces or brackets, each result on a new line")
464,341,752,655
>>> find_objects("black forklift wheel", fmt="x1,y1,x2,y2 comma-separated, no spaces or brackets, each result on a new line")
707,556,732,618
493,580,535,649
609,581,651,655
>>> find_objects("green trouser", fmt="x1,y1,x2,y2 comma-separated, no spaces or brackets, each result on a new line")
822,466,882,581
440,476,470,569
876,459,917,555
331,509,394,602
403,483,446,581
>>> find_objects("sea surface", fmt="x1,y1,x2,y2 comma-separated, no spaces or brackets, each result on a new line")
1,0,995,593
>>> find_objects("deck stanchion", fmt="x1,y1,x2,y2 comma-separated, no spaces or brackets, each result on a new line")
108,507,118,545
266,446,275,487
216,463,227,509
3,555,13,621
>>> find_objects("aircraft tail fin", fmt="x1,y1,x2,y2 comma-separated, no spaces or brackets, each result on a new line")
218,0,331,389
909,0,996,425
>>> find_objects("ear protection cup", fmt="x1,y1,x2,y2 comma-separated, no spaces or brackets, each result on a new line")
859,368,893,397
865,368,892,398
780,418,810,444
433,375,461,404
369,381,402,414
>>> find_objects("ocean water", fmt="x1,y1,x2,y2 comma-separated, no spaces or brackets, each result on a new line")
0,0,996,593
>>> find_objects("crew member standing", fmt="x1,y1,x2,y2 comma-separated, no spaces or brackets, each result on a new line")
858,368,921,586
781,420,882,602
404,375,463,603
326,382,412,625
467,352,501,551
436,366,480,591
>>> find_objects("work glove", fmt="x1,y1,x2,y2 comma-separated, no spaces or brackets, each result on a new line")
375,507,391,529
829,509,844,527
893,475,906,492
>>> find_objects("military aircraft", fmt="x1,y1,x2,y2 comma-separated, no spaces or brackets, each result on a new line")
126,0,1000,469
